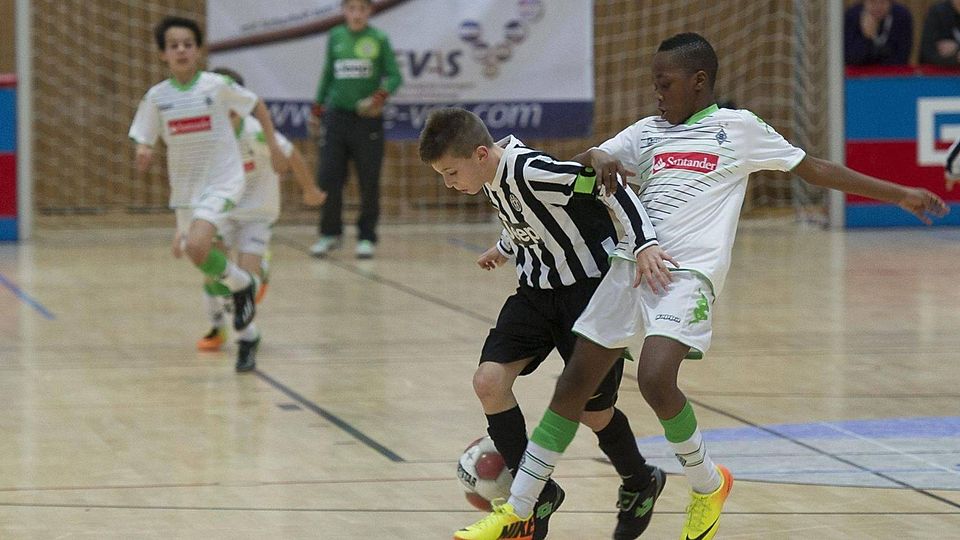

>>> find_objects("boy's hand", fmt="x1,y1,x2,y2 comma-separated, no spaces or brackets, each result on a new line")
135,144,153,172
589,149,636,193
634,244,678,293
171,231,184,258
898,187,949,225
302,185,327,207
477,246,508,270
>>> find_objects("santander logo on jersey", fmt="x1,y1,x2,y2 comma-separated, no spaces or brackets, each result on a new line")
652,152,719,174
168,115,212,135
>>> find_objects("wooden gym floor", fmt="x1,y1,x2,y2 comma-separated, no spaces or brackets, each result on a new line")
0,220,958,539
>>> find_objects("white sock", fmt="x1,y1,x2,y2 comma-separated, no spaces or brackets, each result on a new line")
220,263,252,292
204,291,227,327
669,427,721,494
508,440,559,519
237,323,259,342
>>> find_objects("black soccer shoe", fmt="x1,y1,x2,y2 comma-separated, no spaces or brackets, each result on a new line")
232,281,256,331
532,479,565,540
614,466,666,539
235,337,260,372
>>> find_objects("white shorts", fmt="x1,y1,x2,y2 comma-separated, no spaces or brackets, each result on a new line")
217,219,273,256
572,258,715,358
174,191,236,234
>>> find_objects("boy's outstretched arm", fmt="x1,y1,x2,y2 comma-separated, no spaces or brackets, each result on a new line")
793,156,949,225
252,99,289,174
287,146,326,206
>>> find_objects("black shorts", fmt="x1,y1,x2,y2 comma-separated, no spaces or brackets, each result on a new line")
480,278,624,411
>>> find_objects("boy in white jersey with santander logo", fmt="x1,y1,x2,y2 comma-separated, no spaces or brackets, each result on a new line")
455,33,949,540
129,16,287,369
185,67,326,372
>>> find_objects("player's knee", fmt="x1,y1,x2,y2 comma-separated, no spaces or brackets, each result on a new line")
581,407,614,431
184,239,209,266
472,363,511,404
636,365,677,409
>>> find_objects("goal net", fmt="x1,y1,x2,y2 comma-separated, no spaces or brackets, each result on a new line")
28,0,832,227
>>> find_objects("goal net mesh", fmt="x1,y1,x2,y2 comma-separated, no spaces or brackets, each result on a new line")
30,0,834,227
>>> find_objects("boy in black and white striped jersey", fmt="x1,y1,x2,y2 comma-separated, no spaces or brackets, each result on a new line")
419,108,675,540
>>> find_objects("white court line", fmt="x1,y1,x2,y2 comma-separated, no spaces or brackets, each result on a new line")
818,421,960,478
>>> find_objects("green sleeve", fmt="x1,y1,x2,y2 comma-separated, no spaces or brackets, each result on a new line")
379,34,403,94
315,35,335,105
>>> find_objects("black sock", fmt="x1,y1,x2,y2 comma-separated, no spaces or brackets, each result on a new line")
486,405,527,475
595,408,651,492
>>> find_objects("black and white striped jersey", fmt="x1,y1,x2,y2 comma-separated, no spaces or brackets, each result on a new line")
484,136,657,289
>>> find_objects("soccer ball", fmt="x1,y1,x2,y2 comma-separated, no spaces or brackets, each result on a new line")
457,436,512,511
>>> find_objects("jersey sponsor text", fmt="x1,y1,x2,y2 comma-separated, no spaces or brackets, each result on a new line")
168,115,212,135
652,152,719,174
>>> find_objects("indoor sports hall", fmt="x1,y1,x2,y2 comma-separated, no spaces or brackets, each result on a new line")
1,1,958,538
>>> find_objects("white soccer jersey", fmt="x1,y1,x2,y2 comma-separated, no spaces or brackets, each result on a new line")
231,117,294,222
486,136,657,289
129,72,259,208
599,105,806,296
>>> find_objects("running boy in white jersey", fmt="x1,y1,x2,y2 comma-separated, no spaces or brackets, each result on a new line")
187,67,326,371
455,32,949,540
129,16,287,357
419,108,675,540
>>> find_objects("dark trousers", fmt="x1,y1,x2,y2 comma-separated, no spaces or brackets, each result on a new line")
317,109,384,242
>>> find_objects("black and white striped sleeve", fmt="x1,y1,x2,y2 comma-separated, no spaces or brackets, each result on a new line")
519,154,584,206
602,184,658,256
496,228,516,258
947,138,960,180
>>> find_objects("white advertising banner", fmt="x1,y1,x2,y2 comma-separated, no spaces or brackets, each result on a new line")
208,0,594,140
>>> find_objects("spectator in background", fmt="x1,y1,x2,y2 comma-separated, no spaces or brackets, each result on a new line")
309,0,403,259
844,0,913,66
919,0,960,66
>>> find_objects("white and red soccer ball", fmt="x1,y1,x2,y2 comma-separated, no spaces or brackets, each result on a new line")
457,436,512,511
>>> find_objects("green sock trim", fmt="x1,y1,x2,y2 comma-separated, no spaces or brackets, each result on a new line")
660,401,698,443
530,408,579,453
203,281,231,297
198,249,228,278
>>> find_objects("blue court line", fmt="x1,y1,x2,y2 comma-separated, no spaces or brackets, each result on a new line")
0,273,55,320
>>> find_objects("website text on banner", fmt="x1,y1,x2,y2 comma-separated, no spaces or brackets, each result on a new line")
845,65,960,227
207,0,593,141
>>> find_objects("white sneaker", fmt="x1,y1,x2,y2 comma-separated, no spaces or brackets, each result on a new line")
309,236,340,257
355,240,375,259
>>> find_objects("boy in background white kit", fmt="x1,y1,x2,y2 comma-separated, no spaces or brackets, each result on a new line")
129,16,287,369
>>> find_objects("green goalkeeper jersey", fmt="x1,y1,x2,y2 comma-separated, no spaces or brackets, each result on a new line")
315,24,403,112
